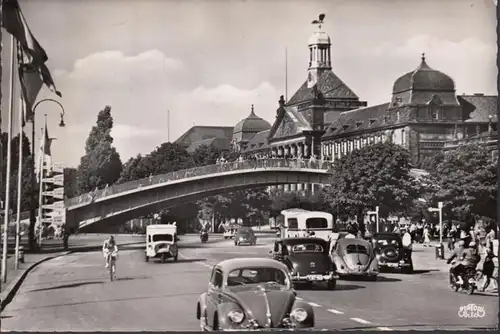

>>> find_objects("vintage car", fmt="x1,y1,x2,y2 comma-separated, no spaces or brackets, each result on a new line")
331,238,379,280
196,258,315,331
234,227,257,246
372,233,413,273
270,237,338,289
145,224,179,263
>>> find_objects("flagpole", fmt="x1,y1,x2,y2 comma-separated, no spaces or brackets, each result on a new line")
37,117,47,247
2,35,16,284
285,47,288,102
14,97,25,270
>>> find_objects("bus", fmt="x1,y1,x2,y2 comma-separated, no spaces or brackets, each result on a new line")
277,208,334,241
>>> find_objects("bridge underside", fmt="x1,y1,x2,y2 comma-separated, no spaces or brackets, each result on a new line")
67,169,330,233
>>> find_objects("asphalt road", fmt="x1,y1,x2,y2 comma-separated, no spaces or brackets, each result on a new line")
1,235,497,331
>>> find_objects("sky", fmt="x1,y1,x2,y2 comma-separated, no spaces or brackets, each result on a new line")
0,0,497,168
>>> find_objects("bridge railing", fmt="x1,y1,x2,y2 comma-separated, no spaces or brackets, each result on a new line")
65,158,333,207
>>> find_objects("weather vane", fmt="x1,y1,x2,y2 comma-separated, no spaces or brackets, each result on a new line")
311,13,326,29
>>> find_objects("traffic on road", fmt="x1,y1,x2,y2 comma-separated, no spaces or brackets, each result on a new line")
1,228,497,331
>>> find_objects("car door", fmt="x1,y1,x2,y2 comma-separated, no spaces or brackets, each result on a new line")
206,268,224,328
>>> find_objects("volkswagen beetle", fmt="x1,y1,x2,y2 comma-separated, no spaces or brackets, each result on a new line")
196,258,315,331
270,237,338,289
331,238,379,280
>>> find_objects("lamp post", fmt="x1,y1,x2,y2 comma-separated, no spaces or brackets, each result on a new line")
30,99,65,251
367,206,379,233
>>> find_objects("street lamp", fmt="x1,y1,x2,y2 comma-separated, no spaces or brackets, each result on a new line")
29,99,66,251
367,206,379,233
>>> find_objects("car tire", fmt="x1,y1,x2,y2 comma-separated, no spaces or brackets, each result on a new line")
402,263,414,274
174,253,178,261
327,279,336,290
161,254,166,263
145,255,149,263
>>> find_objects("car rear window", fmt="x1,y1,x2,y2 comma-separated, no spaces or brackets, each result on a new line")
346,244,369,254
375,239,400,246
306,218,328,229
292,243,324,253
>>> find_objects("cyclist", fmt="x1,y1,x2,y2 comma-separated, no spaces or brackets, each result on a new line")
102,235,118,269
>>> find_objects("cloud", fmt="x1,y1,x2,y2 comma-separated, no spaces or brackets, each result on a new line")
46,49,280,167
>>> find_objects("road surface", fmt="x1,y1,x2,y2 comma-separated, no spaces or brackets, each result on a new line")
1,235,497,331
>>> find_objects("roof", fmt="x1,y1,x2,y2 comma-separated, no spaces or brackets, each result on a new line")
174,126,233,147
458,95,498,123
241,129,270,153
186,137,231,153
270,105,313,140
233,106,271,134
308,29,331,45
216,258,288,273
336,238,371,247
287,70,359,105
280,237,328,245
322,102,391,138
392,56,455,94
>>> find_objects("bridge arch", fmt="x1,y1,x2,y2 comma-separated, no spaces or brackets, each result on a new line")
65,159,332,232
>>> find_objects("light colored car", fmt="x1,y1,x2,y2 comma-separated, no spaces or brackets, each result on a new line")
234,228,257,246
196,258,315,331
331,238,379,280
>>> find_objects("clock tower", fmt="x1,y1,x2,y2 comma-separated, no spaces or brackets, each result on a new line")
307,16,332,88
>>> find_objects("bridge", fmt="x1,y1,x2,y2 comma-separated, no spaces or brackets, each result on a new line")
64,159,332,232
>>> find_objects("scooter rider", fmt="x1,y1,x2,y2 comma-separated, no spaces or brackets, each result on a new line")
450,241,480,285
446,240,466,284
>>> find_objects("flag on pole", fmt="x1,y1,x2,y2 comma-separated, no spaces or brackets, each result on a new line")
18,62,43,122
41,122,52,156
2,0,48,65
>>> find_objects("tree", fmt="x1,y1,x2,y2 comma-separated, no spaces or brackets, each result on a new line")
424,143,497,222
323,142,421,233
9,156,38,213
191,145,223,166
118,154,145,183
76,106,122,194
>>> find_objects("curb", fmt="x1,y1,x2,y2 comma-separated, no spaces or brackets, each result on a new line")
0,251,71,312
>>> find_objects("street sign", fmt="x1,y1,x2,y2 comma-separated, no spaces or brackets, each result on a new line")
45,209,66,217
52,162,65,174
43,174,64,186
42,200,65,210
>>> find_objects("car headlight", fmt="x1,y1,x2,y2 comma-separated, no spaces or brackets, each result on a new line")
227,310,244,324
290,308,308,323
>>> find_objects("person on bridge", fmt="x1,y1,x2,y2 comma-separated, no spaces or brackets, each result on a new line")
102,236,118,269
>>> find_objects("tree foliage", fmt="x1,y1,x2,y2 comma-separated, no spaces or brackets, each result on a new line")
323,142,421,231
423,143,497,221
191,144,223,166
76,106,122,194
269,187,332,217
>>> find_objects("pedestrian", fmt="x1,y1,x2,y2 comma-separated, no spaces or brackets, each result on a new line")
423,225,431,247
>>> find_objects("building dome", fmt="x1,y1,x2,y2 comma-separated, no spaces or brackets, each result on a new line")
392,54,456,94
233,105,271,135
308,30,331,45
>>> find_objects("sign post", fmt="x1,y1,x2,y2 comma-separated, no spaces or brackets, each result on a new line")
367,206,380,233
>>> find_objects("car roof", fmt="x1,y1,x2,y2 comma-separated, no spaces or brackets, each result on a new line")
373,233,402,240
336,238,371,247
216,258,288,273
280,237,327,245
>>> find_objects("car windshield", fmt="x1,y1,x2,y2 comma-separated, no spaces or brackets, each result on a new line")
227,267,289,287
375,238,400,246
152,234,173,242
292,243,324,253
346,244,369,255
305,218,328,229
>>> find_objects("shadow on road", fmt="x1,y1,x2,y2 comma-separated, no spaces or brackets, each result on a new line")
115,276,150,282
411,269,439,275
28,281,105,293
0,315,13,319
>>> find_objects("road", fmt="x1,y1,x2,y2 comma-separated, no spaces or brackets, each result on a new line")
1,235,497,331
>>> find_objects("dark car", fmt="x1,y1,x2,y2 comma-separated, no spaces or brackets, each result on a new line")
234,228,257,246
372,233,413,273
270,237,338,289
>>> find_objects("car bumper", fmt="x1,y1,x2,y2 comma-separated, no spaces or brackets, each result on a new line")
291,273,339,283
337,268,378,276
378,262,411,269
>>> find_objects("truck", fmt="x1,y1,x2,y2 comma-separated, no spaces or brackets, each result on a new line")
145,224,179,263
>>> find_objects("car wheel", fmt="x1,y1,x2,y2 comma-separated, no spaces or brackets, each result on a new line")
145,255,149,263
161,254,166,263
174,253,178,261
402,263,414,274
327,279,336,290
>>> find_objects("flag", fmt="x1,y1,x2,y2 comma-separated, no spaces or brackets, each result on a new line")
18,62,43,122
2,0,48,65
40,122,53,156
39,62,62,97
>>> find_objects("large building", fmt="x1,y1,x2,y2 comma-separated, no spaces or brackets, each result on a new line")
176,19,497,169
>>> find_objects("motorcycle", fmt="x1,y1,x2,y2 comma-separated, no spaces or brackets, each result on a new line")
449,265,480,295
200,232,208,243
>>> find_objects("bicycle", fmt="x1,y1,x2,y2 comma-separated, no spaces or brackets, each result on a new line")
106,251,118,281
